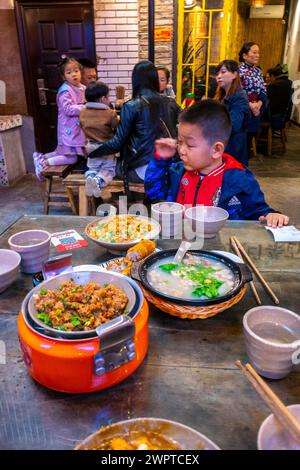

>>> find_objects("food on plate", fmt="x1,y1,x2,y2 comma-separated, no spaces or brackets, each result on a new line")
106,257,133,277
127,239,156,261
106,239,156,276
94,432,183,450
86,215,154,243
34,281,128,331
147,255,235,300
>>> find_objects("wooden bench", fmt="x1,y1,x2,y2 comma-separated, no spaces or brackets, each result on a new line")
42,164,77,215
62,174,144,216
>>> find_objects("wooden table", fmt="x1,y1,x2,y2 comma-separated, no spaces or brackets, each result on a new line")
0,215,300,450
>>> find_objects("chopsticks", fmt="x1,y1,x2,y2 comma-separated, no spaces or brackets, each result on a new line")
230,237,261,305
230,236,279,305
235,361,300,446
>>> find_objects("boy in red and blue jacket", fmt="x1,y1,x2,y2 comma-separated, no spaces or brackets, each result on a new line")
145,100,289,227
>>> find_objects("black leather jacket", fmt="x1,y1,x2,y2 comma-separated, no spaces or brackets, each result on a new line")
88,88,179,171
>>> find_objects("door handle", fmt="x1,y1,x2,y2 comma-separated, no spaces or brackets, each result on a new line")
37,79,48,106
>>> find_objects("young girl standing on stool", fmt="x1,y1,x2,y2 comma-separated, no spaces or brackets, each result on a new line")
33,57,86,180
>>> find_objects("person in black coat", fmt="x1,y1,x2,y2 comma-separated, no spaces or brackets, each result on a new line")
214,60,250,166
87,60,179,184
267,66,293,129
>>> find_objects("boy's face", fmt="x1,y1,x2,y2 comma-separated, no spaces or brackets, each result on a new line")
81,67,97,86
178,122,223,173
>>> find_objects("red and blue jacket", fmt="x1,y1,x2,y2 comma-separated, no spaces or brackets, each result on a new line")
145,153,276,220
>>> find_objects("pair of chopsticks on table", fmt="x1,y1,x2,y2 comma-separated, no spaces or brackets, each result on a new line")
236,361,300,446
230,236,279,305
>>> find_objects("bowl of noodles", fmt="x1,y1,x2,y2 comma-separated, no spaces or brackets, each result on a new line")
85,215,160,253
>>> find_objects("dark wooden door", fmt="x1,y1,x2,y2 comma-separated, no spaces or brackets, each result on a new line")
15,1,95,153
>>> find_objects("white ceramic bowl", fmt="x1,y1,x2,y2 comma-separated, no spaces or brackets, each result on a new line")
75,417,220,450
243,306,300,379
185,206,229,239
151,202,185,238
258,404,300,450
85,215,160,254
8,230,51,274
0,249,21,293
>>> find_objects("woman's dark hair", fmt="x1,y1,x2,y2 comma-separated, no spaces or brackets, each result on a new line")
85,81,109,102
179,99,232,146
131,60,159,98
58,56,81,78
267,66,283,78
156,66,170,82
238,42,258,63
214,60,241,101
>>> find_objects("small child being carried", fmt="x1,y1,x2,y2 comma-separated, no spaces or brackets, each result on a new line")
80,81,119,197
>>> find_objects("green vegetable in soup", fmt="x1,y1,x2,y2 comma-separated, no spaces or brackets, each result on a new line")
159,263,180,272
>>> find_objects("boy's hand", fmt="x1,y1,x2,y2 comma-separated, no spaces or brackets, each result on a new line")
259,213,290,228
155,138,177,159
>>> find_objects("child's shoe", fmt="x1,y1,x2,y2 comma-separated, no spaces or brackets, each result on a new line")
85,175,95,196
92,175,104,198
33,152,47,182
84,170,97,178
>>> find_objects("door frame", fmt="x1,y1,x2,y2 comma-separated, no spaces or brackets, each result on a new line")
14,0,95,147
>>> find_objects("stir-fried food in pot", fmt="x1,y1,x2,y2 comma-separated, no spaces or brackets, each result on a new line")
34,281,128,331
87,215,154,243
95,432,184,450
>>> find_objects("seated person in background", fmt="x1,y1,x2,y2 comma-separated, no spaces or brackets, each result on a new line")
145,100,289,227
157,66,176,99
266,66,293,129
79,81,119,197
78,58,97,86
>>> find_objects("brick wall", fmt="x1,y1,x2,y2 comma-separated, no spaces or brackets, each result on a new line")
139,0,175,81
94,0,140,99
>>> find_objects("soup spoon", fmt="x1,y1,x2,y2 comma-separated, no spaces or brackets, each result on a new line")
173,240,191,264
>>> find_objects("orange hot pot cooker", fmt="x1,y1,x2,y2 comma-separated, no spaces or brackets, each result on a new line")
18,271,148,394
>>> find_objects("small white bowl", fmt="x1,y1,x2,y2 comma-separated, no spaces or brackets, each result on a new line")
8,230,51,274
185,206,229,238
0,249,21,293
258,404,300,450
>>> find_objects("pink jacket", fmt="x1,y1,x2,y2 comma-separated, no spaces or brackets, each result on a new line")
56,82,86,147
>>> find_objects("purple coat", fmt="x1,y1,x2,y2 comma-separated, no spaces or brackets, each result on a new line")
56,82,86,148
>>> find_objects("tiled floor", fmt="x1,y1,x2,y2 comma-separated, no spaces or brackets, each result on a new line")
0,124,299,235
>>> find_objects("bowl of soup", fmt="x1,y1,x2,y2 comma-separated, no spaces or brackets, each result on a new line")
75,418,220,450
137,249,252,306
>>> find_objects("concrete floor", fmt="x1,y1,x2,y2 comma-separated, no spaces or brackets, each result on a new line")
0,124,299,235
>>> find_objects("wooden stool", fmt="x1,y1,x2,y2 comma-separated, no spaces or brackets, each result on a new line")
257,121,287,156
42,165,76,215
63,174,144,216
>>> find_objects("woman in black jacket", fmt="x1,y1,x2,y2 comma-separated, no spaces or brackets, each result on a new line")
88,60,179,185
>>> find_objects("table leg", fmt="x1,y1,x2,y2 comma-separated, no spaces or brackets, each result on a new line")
66,187,78,215
79,185,89,216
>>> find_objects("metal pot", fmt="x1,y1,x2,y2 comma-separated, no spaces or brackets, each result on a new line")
137,249,252,306
18,271,148,393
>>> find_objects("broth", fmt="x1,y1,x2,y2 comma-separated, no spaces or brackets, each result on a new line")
147,255,235,300
251,322,300,344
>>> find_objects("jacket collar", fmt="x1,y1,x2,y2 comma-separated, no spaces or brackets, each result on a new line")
86,102,110,110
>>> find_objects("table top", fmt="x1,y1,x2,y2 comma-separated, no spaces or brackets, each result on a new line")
0,215,300,450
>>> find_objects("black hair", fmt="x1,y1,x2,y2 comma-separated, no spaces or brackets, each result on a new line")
58,56,81,78
78,58,96,69
267,66,283,78
157,66,170,82
216,59,239,74
179,99,232,146
85,81,109,102
238,42,258,63
131,60,159,98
